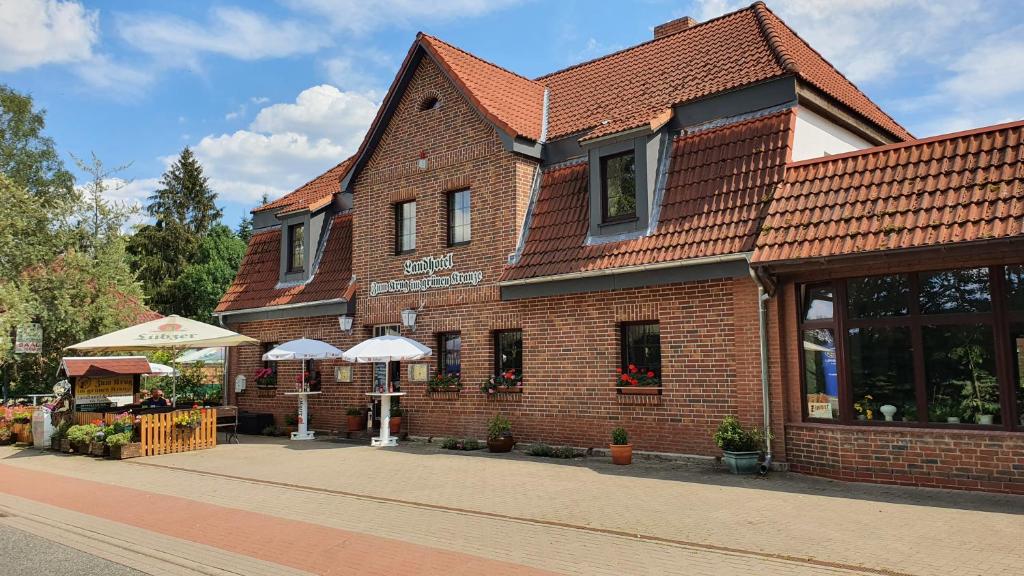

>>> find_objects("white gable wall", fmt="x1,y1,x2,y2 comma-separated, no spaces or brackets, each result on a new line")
791,105,873,162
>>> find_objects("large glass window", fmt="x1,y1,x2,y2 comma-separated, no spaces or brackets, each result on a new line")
394,201,416,254
600,150,637,223
287,224,304,273
494,330,522,378
798,265,1024,430
848,327,916,422
438,332,462,376
919,268,991,314
447,190,471,245
803,329,838,419
620,323,661,379
923,324,999,424
846,275,909,318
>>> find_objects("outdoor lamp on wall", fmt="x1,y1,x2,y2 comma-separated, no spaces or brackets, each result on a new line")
401,309,417,330
338,315,353,333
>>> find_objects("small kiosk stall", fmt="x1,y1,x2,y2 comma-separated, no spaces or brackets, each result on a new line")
64,315,258,456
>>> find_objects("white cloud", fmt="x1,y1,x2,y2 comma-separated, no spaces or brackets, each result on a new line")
0,0,98,72
250,85,380,150
286,0,522,34
182,85,379,205
71,53,154,98
116,6,330,67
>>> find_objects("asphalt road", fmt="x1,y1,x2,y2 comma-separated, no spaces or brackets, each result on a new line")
0,522,145,576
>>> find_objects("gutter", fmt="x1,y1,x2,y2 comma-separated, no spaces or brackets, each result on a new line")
213,298,348,319
499,252,751,287
745,256,774,473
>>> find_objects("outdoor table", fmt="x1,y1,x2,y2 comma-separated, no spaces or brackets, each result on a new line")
283,391,321,440
365,392,405,447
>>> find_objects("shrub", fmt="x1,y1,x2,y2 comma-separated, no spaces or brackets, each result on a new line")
105,432,133,447
66,424,99,445
284,413,298,426
0,426,11,443
553,446,576,459
346,406,363,416
611,427,628,446
487,414,512,440
51,419,72,442
712,416,768,453
441,437,460,450
261,425,282,436
463,438,481,451
391,406,403,417
441,437,484,451
527,443,553,457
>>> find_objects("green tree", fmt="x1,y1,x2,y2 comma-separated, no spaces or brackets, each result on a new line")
171,224,246,323
0,85,75,207
147,147,221,235
128,147,225,315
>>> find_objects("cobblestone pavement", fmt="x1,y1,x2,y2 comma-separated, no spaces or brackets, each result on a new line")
0,522,145,576
1,438,1021,576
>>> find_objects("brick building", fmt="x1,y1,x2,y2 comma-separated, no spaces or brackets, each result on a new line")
215,2,1024,492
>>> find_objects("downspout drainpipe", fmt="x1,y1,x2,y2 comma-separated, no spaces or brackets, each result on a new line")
747,261,773,474
216,314,230,408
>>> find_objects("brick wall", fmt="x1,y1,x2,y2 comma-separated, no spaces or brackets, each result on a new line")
226,276,771,455
787,423,1024,494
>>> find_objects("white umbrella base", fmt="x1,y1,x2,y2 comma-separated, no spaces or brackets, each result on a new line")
370,436,398,447
291,431,316,441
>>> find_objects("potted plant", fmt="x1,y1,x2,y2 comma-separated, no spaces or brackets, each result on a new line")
50,420,72,451
66,424,99,454
346,406,365,432
853,395,874,420
106,432,142,459
609,427,632,465
0,424,12,446
88,425,109,457
481,370,522,394
616,365,660,395
713,416,768,475
254,367,276,389
486,413,514,452
295,370,322,392
284,413,299,432
428,372,462,393
10,408,33,444
389,406,403,435
173,406,203,431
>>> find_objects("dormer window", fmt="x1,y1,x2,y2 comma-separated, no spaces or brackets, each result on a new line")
287,223,304,273
600,150,637,223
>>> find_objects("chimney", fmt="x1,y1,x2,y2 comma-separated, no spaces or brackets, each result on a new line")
654,16,696,39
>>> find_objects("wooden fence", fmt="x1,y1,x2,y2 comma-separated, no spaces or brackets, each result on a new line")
74,408,218,456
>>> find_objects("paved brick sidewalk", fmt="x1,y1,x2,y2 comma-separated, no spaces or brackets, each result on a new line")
2,440,1022,575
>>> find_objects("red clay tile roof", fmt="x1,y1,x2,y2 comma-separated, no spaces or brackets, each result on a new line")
539,2,910,143
419,34,546,141
502,110,795,282
254,156,354,215
62,356,152,377
753,119,1024,264
215,214,355,313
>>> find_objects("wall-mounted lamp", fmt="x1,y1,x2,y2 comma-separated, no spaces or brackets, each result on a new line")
338,315,354,333
400,308,417,330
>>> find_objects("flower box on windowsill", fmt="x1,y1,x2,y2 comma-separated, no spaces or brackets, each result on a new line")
427,389,460,400
487,386,523,394
616,386,662,396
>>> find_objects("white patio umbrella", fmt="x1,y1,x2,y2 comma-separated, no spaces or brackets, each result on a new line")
262,338,344,389
342,335,431,394
263,338,344,441
147,363,177,375
67,315,258,405
175,347,224,364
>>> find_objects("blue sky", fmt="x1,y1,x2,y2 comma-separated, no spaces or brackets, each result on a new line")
2,0,1023,230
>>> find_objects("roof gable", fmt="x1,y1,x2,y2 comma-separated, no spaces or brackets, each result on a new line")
538,2,909,143
753,119,1024,264
254,156,354,215
215,214,356,313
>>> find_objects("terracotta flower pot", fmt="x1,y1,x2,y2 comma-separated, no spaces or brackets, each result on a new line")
487,436,515,453
347,415,364,432
610,443,633,465
389,416,402,435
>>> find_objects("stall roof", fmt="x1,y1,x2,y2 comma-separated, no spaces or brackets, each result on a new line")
61,356,152,378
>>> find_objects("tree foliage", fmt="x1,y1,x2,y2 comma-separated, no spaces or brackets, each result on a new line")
170,224,246,323
0,86,75,207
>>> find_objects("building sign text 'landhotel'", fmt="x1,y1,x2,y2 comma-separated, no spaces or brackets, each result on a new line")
369,253,484,297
